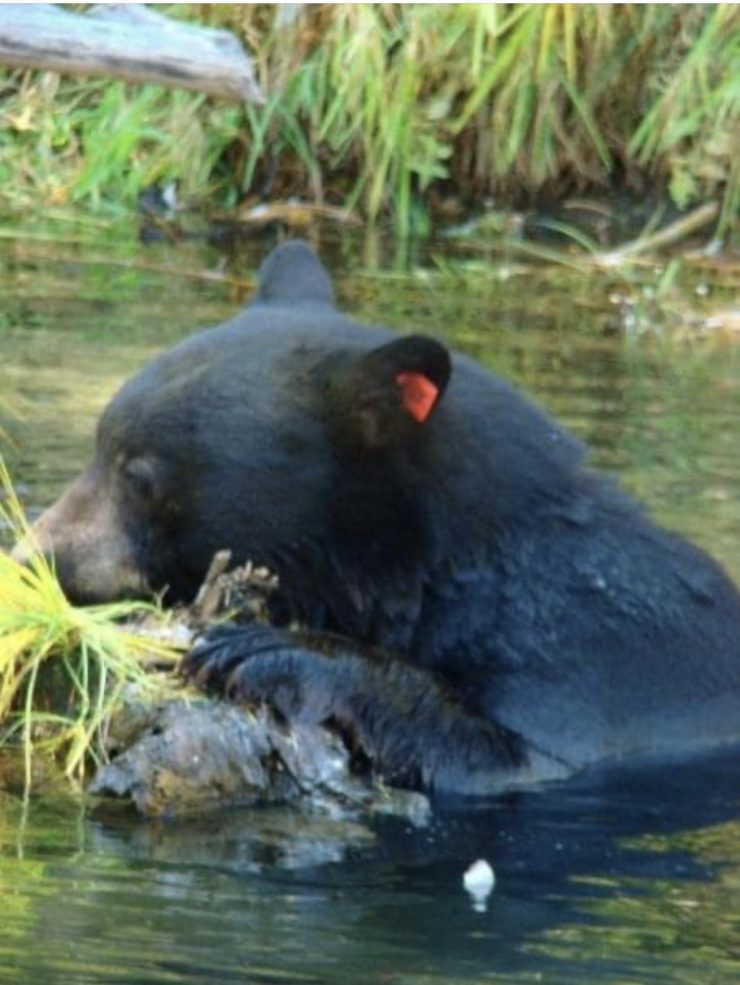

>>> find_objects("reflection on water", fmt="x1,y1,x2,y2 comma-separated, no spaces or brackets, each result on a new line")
2,226,740,983
4,752,740,984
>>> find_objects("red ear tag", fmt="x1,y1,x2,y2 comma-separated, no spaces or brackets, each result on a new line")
395,372,439,423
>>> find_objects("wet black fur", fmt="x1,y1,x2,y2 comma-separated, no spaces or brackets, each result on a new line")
90,241,740,796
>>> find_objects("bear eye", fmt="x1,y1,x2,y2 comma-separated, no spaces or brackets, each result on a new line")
122,458,157,502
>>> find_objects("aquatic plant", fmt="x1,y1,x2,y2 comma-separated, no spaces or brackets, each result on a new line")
0,460,180,789
0,4,736,235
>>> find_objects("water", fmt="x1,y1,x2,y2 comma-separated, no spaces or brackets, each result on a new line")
2,223,740,983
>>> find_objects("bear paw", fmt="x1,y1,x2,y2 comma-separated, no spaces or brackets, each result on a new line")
182,623,337,724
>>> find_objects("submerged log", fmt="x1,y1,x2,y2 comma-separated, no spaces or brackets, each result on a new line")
0,4,264,103
90,686,430,824
90,556,430,823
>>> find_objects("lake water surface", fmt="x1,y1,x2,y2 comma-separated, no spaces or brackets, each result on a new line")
2,223,740,984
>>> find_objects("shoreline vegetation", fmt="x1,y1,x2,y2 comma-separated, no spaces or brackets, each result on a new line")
0,4,736,242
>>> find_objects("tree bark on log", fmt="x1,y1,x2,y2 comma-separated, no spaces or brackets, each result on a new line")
0,3,264,103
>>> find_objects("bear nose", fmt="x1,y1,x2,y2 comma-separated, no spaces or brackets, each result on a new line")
8,469,153,605
9,498,63,569
10,526,45,563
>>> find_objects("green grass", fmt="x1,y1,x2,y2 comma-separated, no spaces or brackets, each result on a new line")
0,460,181,790
0,4,737,236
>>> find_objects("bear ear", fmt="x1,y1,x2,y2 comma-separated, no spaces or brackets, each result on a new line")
256,240,334,306
330,335,452,449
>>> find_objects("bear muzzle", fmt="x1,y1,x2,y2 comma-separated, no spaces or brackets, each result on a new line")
10,467,150,605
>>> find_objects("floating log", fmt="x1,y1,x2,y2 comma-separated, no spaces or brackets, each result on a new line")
0,3,264,103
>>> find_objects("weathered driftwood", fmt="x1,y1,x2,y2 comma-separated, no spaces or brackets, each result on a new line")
89,686,429,824
0,3,264,103
89,557,430,823
89,688,363,817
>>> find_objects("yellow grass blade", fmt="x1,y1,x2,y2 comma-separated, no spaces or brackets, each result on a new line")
0,458,183,789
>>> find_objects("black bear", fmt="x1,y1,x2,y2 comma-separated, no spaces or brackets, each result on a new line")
16,241,740,796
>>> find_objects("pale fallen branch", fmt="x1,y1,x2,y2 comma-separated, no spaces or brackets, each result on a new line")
596,202,720,266
0,3,264,103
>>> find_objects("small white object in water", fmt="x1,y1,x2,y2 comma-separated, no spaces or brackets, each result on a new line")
463,859,495,911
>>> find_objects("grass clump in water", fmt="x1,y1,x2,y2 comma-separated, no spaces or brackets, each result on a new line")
0,460,181,790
